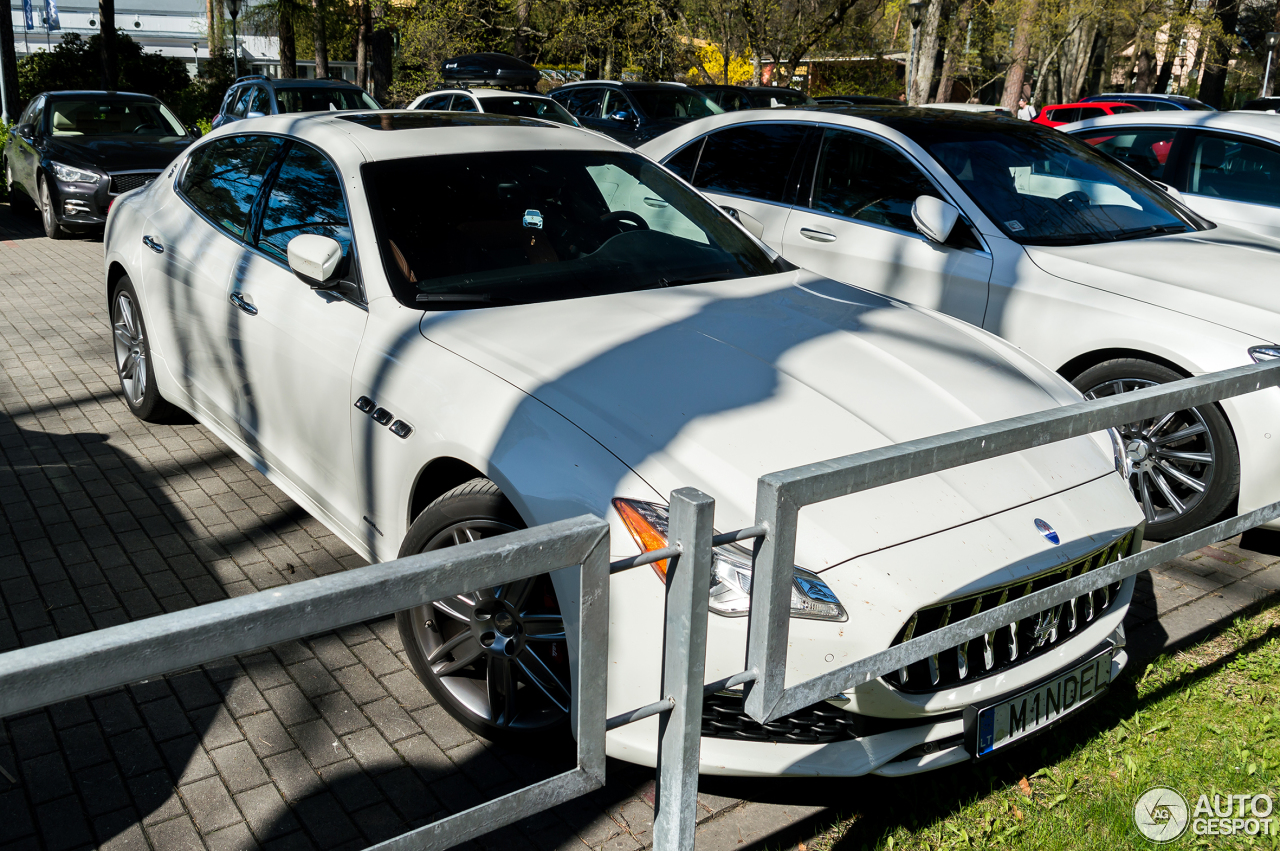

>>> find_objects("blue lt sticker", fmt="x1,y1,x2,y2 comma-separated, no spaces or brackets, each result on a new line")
1035,518,1060,545
523,209,544,229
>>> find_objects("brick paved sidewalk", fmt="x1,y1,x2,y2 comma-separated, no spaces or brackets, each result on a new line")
1,200,1277,851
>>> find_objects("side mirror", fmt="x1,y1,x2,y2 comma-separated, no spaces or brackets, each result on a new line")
246,110,266,119
1152,180,1185,203
16,124,34,140
287,234,344,288
609,110,633,123
911,195,960,244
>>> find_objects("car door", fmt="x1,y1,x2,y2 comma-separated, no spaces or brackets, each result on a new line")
1174,131,1280,238
226,139,368,534
782,127,991,326
661,122,812,243
14,96,45,194
138,134,286,430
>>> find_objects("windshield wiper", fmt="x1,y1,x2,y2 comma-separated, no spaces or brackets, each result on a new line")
416,293,514,307
655,273,729,287
1109,224,1187,242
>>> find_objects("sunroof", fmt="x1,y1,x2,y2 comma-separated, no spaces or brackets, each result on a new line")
337,112,554,130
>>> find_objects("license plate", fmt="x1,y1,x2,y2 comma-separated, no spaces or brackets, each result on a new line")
966,646,1113,759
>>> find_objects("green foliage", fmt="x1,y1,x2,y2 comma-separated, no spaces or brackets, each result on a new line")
809,58,902,98
0,119,10,201
17,31,190,107
169,49,238,126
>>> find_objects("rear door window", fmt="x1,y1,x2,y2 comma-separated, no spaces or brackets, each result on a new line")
1076,107,1106,121
417,94,453,110
229,87,253,118
690,123,810,203
556,87,606,119
1186,133,1280,208
451,95,479,113
808,128,942,233
180,135,285,239
1077,127,1177,180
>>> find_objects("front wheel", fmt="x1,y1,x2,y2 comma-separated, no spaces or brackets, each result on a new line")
396,479,571,744
39,176,68,240
1073,358,1239,540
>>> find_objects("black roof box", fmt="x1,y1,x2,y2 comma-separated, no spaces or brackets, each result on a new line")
440,53,541,89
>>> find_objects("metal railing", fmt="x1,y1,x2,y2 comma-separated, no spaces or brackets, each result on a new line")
1,358,1279,851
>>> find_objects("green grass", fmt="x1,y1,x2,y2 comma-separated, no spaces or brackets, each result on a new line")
807,604,1280,850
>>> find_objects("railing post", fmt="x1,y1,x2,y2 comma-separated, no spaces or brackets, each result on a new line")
743,478,797,724
653,488,715,851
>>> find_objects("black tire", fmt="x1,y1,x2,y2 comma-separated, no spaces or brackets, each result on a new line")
1072,358,1239,540
111,277,182,423
396,479,572,745
38,176,68,240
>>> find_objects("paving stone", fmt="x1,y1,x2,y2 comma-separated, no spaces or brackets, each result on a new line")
393,734,456,783
181,775,244,833
293,793,362,849
236,784,300,841
292,719,349,769
110,728,166,777
317,761,385,811
94,811,150,851
131,769,187,825
240,711,294,759
363,697,421,743
264,684,321,727
161,736,219,786
205,820,262,851
35,796,94,851
412,705,474,751
349,801,407,845
287,659,341,699
211,741,273,794
352,641,403,677
263,750,323,803
139,696,195,742
313,690,369,737
73,761,132,816
380,669,436,712
145,815,205,851
332,664,388,705
21,751,74,804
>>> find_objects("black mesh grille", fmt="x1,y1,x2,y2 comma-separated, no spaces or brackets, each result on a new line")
109,172,160,194
883,530,1135,695
702,691,861,743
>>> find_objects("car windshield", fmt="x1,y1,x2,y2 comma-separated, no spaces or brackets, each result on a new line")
47,98,186,137
275,87,380,113
889,119,1199,245
364,149,776,309
479,95,579,126
629,89,724,120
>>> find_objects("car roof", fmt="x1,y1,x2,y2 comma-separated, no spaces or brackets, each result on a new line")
233,77,362,89
1043,101,1134,108
201,110,630,165
556,80,688,90
41,90,156,100
1062,109,1280,137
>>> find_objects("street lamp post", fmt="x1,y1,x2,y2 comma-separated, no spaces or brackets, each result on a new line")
906,0,928,104
1263,33,1280,99
192,40,199,75
226,0,241,78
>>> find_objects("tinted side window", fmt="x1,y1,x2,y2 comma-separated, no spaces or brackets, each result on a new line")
248,87,271,116
810,129,940,233
180,136,284,239
1078,128,1175,180
418,94,452,110
664,139,703,181
1076,107,1106,120
1147,101,1180,111
229,87,253,118
31,97,46,133
692,123,809,203
558,87,605,119
1187,133,1280,208
258,142,352,261
452,96,478,113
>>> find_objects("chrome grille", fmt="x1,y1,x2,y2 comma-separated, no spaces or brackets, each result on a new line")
884,530,1136,695
109,172,160,195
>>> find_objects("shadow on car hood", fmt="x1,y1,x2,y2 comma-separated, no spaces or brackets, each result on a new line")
419,271,1116,570
1024,225,1280,343
46,136,191,173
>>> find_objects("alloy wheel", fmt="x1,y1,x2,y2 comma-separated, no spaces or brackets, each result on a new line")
113,290,148,407
1083,377,1215,526
40,181,55,232
404,519,570,731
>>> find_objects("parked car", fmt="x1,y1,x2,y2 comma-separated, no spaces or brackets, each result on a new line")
211,75,380,129
1239,97,1280,113
640,107,1280,541
816,95,903,107
1080,93,1215,112
105,109,1141,776
693,85,817,110
549,80,723,145
3,90,194,239
920,102,1012,116
1064,110,1280,239
1032,101,1142,128
408,88,580,126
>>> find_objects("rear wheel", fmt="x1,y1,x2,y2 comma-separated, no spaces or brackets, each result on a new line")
396,479,571,744
1073,358,1239,540
112,277,181,423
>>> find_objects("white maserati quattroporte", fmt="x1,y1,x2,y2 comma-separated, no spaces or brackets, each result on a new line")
104,111,1142,776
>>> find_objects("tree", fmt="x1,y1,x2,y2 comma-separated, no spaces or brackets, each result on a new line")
1199,0,1239,106
313,0,329,78
1001,0,1037,110
17,31,189,105
99,0,117,89
0,0,19,120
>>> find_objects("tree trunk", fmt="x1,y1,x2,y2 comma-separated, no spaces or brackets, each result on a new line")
278,7,297,78
1198,0,1238,107
1269,4,1280,95
99,0,117,90
1001,0,1038,111
312,0,328,79
1060,16,1097,101
936,0,973,103
370,1,392,102
910,0,944,104
1132,24,1156,94
355,0,370,89
0,1,18,122
513,0,530,60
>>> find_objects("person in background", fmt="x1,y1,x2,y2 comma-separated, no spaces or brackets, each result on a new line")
1017,96,1037,120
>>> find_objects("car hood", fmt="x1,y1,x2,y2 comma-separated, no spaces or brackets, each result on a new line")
1024,225,1280,343
419,271,1116,570
45,136,191,173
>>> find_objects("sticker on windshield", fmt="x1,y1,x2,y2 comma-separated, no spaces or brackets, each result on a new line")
523,209,544,229
1005,219,1025,231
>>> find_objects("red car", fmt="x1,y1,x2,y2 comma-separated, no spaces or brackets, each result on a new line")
1032,101,1142,128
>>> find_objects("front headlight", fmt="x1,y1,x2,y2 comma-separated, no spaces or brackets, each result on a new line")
1250,345,1280,362
613,498,847,622
51,161,101,184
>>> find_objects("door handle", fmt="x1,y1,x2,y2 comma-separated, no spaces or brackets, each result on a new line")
800,228,837,243
229,292,258,316
142,234,164,254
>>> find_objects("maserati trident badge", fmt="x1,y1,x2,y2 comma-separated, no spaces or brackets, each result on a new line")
1035,518,1060,545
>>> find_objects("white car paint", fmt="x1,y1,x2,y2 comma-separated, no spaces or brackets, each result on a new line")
406,87,580,127
639,109,1280,533
104,110,1141,777
1063,110,1280,239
